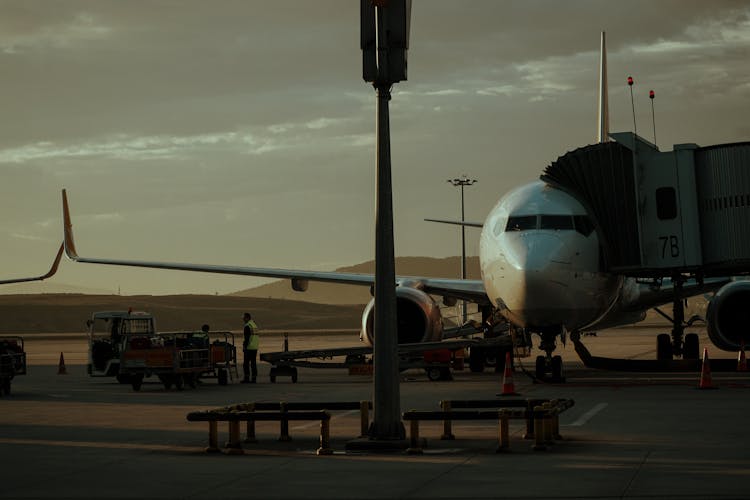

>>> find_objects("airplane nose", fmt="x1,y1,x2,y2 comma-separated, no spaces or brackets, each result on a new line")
504,233,572,273
499,233,576,325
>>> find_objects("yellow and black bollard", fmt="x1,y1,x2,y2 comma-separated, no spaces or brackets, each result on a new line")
496,410,510,452
440,400,455,440
224,419,243,455
206,420,220,453
317,414,333,455
359,400,370,438
532,406,546,451
278,401,292,442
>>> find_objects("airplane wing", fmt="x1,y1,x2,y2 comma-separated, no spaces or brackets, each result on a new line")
424,218,483,228
0,243,64,285
62,190,489,304
625,276,731,312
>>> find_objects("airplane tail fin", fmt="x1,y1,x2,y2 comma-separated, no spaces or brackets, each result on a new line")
597,31,609,143
62,189,80,260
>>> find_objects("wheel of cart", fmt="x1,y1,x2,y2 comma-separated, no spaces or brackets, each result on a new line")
131,373,145,391
269,364,298,383
158,374,173,390
217,369,228,385
425,366,452,381
184,372,198,389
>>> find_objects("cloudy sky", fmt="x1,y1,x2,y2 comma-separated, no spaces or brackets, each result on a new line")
1,1,749,295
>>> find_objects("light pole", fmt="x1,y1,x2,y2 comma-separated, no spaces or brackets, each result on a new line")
447,175,477,324
360,0,410,444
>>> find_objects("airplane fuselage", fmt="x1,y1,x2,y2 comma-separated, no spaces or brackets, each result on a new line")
479,181,622,332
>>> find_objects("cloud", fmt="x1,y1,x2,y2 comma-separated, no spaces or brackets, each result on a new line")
0,134,240,163
424,89,465,96
305,117,352,130
91,213,123,222
477,85,517,97
0,118,372,164
1,12,112,54
10,232,46,242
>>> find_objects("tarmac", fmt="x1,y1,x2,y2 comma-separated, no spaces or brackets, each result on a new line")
1,328,749,499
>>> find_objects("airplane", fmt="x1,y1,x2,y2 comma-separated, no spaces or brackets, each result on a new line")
58,32,743,381
0,243,64,285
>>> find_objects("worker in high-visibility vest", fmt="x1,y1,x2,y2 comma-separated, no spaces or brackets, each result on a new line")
241,312,259,383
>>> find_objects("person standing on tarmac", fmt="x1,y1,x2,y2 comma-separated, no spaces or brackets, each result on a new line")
242,312,259,383
188,324,210,348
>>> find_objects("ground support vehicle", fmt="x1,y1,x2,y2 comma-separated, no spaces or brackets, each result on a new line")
260,336,513,382
0,336,26,396
87,310,157,382
119,332,210,391
464,318,532,373
204,332,238,385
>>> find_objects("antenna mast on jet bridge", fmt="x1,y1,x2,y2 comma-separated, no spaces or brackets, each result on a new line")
597,31,609,143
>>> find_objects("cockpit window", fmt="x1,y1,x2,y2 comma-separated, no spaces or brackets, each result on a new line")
505,215,537,232
504,214,595,235
540,215,574,231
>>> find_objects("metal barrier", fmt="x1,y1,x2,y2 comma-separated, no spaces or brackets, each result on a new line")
187,400,372,455
402,399,575,453
438,398,555,440
221,400,371,440
186,409,333,455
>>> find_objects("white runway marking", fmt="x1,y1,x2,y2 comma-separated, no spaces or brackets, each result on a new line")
569,402,608,426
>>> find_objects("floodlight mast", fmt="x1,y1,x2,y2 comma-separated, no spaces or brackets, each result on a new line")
360,0,411,442
447,176,477,324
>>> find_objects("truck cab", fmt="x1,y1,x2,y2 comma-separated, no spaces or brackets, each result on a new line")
87,310,156,381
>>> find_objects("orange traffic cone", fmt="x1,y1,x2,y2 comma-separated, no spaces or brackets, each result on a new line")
697,347,716,389
738,341,747,372
57,352,67,375
497,351,519,396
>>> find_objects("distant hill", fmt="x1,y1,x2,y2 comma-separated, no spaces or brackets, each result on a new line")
0,294,363,334
230,256,481,304
0,282,113,295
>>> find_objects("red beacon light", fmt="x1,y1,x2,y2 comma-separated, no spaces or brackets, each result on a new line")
649,90,655,99
627,76,634,86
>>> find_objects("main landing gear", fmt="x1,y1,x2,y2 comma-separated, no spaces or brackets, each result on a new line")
534,329,565,382
653,277,701,361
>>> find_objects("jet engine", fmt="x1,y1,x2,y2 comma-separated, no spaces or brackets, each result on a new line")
360,286,443,346
706,281,750,351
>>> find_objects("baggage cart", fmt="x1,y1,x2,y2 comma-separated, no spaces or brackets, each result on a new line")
119,332,210,391
205,331,238,385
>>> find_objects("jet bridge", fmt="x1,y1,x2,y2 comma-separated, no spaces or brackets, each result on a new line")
542,132,750,278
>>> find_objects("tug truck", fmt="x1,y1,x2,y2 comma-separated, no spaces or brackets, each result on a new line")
0,336,27,396
87,310,156,383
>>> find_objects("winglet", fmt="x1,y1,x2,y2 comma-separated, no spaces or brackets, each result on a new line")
597,31,609,143
62,189,80,260
0,242,64,285
42,242,65,280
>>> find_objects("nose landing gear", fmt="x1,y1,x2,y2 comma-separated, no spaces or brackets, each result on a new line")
534,330,565,382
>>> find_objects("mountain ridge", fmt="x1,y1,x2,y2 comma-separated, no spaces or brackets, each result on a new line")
229,256,481,304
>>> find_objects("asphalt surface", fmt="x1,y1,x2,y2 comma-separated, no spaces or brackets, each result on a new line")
1,328,749,500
